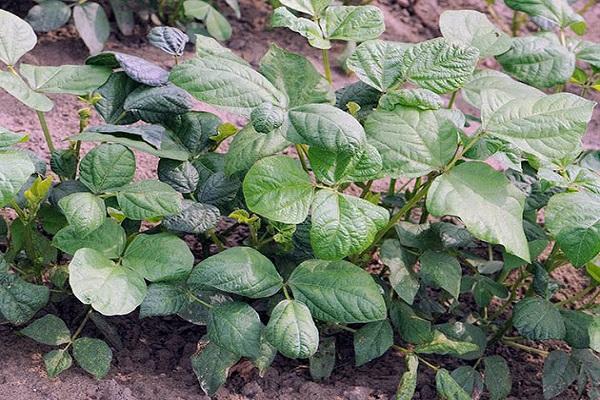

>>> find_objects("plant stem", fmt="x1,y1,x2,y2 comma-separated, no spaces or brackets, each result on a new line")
444,130,486,172
387,178,397,196
557,285,595,307
322,49,333,85
360,180,373,198
207,229,225,251
501,338,549,357
581,289,600,309
447,91,458,109
187,290,213,309
282,285,292,300
64,308,93,350
579,0,597,14
489,268,527,322
35,111,56,153
295,144,310,173
511,11,521,36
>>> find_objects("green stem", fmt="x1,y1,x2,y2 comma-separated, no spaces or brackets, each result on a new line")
501,338,549,357
579,0,597,14
444,130,486,172
35,111,56,153
187,290,213,309
511,11,521,36
207,229,225,251
447,91,458,109
322,48,333,85
489,268,527,322
360,180,373,198
282,285,292,300
295,144,310,173
557,285,595,307
64,308,93,351
387,178,397,196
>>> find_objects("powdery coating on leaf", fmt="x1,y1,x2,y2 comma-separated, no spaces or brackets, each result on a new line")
147,26,189,56
347,40,408,91
435,368,471,400
123,85,193,123
513,296,566,340
52,218,126,259
26,1,71,32
163,200,220,234
308,143,382,185
265,299,319,359
271,8,330,50
20,64,111,95
504,0,583,28
116,180,182,220
0,9,37,66
191,341,240,396
87,52,169,86
207,302,263,358
0,151,35,207
321,5,385,42
79,143,136,193
353,320,394,366
73,2,110,55
72,337,113,379
0,72,53,112
58,192,106,236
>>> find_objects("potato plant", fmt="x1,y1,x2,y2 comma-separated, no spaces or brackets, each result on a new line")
1,4,600,399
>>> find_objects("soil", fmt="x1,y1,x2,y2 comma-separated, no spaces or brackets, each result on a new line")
1,0,599,399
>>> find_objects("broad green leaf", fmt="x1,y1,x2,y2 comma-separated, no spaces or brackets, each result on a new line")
287,103,366,154
50,148,77,179
20,314,70,345
0,9,37,66
69,248,147,316
484,355,512,400
26,1,71,32
308,143,382,185
321,6,384,42
435,369,471,400
53,218,126,259
147,26,188,56
545,192,600,266
116,180,181,220
94,72,140,124
561,309,600,352
166,111,222,156
250,102,285,134
398,38,479,94
265,299,319,359
0,126,27,148
279,0,331,15
310,189,389,260
288,259,387,323
378,88,442,111
158,160,199,193
505,0,584,30
309,337,336,380
205,6,232,41
426,161,530,261
73,2,110,55
44,349,72,379
72,337,112,379
0,269,49,325
451,366,483,396
439,10,511,57
170,36,287,117
0,72,53,112
271,7,330,50
415,330,479,357
542,350,579,399
0,151,35,207
188,247,283,298
139,282,186,318
253,335,277,377
353,320,393,366
208,302,263,358
243,155,313,224
123,85,193,124
380,239,419,304
396,354,419,400
163,200,220,234
194,171,240,208
462,69,544,109
59,192,106,236
20,64,111,95
472,275,509,307
191,340,240,396
389,300,432,344
87,51,169,86
224,125,291,175
109,0,134,35
79,143,135,193
570,39,600,69
347,40,409,92
365,106,459,178
513,296,565,340
496,36,575,88
260,44,334,107
123,233,194,282
419,250,462,299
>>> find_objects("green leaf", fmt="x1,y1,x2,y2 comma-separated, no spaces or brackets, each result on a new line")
513,296,565,340
482,91,594,164
94,72,140,124
0,126,27,148
380,239,419,304
109,0,134,35
378,88,442,111
20,314,70,345
346,40,409,92
505,0,584,30
0,151,35,207
123,85,193,123
353,320,393,366
72,337,112,379
158,160,200,194
208,302,263,358
0,269,49,325
483,355,512,400
542,350,579,399
288,259,387,323
139,282,186,318
79,143,135,193
415,330,479,357
44,349,72,379
163,200,220,234
123,233,194,282
396,354,419,400
308,143,382,185
545,191,600,266
309,337,336,380
496,36,575,88
279,0,331,15
570,39,600,69
265,299,319,359
188,247,283,298
191,340,240,396
419,250,462,299
166,111,222,156
205,6,232,41
321,5,384,42
170,36,287,117
69,248,147,316
73,2,109,55
0,72,53,112
243,155,313,224
462,69,544,109
253,334,277,377
26,1,71,32
389,300,432,344
287,103,366,154
271,7,330,50
20,64,111,95
250,102,285,134
87,51,169,86
365,106,459,178
195,171,240,208
59,192,106,236
116,180,181,220
439,10,511,57
0,9,37,66
426,161,530,261
451,366,483,396
260,44,334,108
398,38,479,94
310,189,388,260
435,369,471,400
53,218,126,259
147,26,188,56
561,309,600,351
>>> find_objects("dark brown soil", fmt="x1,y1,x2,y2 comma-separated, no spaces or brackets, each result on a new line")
1,0,599,399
